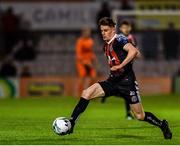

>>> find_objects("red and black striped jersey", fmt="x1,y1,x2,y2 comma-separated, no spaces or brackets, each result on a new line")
103,34,135,78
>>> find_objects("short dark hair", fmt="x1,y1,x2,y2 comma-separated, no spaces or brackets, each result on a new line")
98,17,116,27
119,20,131,27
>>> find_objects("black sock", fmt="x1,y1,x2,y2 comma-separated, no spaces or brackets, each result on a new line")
144,112,162,127
70,97,89,124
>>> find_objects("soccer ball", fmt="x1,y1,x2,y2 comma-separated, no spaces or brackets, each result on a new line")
52,117,71,135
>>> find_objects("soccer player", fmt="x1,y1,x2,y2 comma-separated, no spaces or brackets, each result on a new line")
101,20,139,120
68,17,172,139
101,20,141,120
76,26,97,96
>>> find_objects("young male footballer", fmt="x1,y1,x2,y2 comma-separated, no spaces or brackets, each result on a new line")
101,19,139,120
67,17,172,139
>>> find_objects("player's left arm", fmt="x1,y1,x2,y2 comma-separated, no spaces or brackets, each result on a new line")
129,35,142,59
111,43,138,71
135,47,142,58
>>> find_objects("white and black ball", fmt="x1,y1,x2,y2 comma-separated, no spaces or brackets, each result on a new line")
52,117,71,135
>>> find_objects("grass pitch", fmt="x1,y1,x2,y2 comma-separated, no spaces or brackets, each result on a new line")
0,94,179,145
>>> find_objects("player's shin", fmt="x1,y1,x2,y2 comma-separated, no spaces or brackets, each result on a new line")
143,112,162,127
70,97,89,125
143,112,172,139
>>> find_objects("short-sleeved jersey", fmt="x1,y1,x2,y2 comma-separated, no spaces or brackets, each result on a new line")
103,34,135,78
76,37,95,64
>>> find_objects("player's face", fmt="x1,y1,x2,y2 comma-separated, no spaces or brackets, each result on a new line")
120,24,131,36
100,25,115,42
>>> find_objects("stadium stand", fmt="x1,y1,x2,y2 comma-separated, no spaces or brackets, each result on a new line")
0,0,179,77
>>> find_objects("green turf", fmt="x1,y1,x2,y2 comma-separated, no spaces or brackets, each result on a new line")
0,94,179,145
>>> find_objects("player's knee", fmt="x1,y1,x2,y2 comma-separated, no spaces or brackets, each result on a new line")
134,113,145,121
81,83,99,100
81,89,91,100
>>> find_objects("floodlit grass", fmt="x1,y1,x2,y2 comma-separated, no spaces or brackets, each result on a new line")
0,94,179,144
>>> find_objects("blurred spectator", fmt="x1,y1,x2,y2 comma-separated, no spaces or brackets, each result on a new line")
141,28,159,60
20,65,31,77
162,22,179,60
19,13,32,43
119,20,137,47
0,59,17,77
120,0,133,10
76,26,97,96
96,2,111,40
96,2,111,24
14,40,36,62
1,7,20,56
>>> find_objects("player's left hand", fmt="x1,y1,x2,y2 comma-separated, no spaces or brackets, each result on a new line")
110,65,122,71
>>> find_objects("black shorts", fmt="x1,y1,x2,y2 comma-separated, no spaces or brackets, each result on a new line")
98,75,141,104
